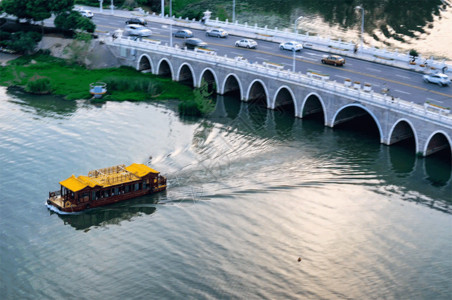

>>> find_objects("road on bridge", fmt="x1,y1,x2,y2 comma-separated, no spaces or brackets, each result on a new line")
90,13,452,107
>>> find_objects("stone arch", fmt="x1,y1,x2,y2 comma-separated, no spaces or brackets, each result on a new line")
177,63,196,87
423,131,452,158
156,58,173,79
199,67,219,94
222,73,243,100
136,54,153,73
387,119,418,151
300,92,327,125
272,86,297,116
246,79,270,107
332,104,383,143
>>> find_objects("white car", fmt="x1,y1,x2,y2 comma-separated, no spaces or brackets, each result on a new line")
125,24,152,37
423,73,451,86
235,39,258,49
77,9,93,18
206,28,228,38
279,41,303,51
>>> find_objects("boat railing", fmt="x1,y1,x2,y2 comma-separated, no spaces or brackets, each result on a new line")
49,190,61,198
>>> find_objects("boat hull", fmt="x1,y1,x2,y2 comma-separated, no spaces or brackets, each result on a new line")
47,185,166,213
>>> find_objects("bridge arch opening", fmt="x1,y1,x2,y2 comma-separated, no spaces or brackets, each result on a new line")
199,68,218,94
223,74,242,99
157,59,173,78
424,131,452,161
301,93,325,123
333,105,382,142
247,80,268,107
177,63,195,87
388,120,417,152
137,54,153,73
273,86,295,116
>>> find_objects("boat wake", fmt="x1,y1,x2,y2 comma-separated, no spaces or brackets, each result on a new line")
45,202,83,215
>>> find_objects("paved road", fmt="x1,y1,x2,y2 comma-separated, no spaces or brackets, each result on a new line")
91,13,452,107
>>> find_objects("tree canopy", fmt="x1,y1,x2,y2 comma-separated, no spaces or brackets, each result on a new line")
1,0,75,22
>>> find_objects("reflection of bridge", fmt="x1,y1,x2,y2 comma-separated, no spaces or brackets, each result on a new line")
107,37,452,159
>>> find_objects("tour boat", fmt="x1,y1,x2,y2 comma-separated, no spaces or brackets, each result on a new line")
47,163,166,213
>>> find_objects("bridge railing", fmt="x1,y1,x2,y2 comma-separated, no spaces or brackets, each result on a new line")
109,37,452,127
204,17,451,74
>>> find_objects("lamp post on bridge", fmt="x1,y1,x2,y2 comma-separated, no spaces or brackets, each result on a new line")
294,16,303,34
355,5,364,49
169,0,173,47
110,0,114,15
99,0,103,13
161,0,164,18
232,0,236,23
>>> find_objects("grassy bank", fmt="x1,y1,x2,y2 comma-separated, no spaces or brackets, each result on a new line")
0,53,194,102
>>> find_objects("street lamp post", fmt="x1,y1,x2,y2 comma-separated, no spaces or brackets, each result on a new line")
294,16,303,34
99,0,103,13
355,5,364,49
169,0,173,47
232,0,236,23
161,0,164,18
292,48,296,72
110,0,114,14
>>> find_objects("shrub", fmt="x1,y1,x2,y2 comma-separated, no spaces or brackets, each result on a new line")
5,31,42,54
25,75,52,94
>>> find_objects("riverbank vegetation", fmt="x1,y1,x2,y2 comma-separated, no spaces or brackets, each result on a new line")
0,53,213,115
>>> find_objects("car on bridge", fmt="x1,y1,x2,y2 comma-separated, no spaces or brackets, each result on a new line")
76,9,93,18
173,29,193,38
124,24,152,37
125,18,147,26
423,73,451,87
235,39,258,49
184,38,208,50
279,41,303,51
321,55,345,66
206,28,228,38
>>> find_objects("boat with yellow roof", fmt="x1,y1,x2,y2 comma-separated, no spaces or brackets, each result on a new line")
47,163,166,213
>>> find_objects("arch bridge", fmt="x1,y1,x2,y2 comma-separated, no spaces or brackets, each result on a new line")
108,38,452,160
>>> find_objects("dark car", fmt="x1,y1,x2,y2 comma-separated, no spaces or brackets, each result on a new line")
125,18,147,26
184,38,208,50
173,29,194,38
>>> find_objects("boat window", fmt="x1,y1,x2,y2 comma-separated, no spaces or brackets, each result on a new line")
125,185,130,193
92,191,97,200
135,183,139,191
114,187,119,195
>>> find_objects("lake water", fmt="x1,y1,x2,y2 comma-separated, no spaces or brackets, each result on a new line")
1,86,451,299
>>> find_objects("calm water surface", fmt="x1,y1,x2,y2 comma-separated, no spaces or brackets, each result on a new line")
1,86,451,299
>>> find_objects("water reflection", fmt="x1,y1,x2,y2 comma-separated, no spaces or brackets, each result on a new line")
198,95,452,209
52,193,165,231
7,87,78,118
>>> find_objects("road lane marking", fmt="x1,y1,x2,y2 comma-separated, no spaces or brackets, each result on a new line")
396,74,410,79
305,52,323,57
366,67,381,72
395,89,411,95
427,98,444,103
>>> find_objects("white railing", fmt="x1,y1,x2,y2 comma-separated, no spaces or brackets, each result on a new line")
109,37,452,127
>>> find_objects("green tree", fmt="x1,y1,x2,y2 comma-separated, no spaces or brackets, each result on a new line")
54,11,96,33
5,31,42,53
1,0,74,22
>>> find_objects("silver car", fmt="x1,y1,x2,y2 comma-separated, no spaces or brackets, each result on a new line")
423,73,451,86
279,41,303,51
235,39,258,49
125,24,152,37
206,28,228,38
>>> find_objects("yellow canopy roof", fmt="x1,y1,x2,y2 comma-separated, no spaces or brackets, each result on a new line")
126,163,159,177
60,163,159,192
